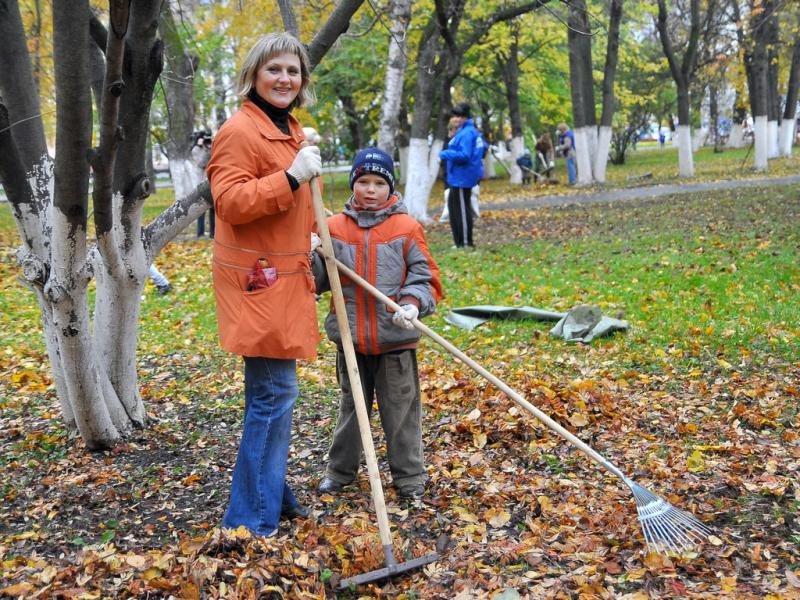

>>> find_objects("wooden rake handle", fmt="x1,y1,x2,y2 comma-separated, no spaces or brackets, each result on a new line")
309,179,398,566
319,251,629,483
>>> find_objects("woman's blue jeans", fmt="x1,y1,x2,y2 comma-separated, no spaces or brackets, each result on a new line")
222,357,300,536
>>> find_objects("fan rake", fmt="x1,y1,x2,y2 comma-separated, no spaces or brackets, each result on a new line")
629,478,714,554
326,253,714,556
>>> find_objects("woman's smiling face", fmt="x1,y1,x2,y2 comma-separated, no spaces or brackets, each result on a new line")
255,52,302,108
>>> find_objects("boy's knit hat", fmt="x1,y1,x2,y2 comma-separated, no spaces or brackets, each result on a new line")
349,147,395,193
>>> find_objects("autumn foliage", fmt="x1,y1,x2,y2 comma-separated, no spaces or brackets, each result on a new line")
2,181,799,598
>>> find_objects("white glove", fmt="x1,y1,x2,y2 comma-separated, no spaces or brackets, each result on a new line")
391,304,419,330
286,146,321,185
310,232,322,252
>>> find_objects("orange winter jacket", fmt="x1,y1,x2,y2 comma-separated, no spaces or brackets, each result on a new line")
207,100,320,358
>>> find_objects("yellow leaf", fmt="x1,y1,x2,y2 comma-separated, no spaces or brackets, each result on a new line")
142,567,163,581
686,449,706,473
473,432,487,449
486,508,511,528
569,413,588,427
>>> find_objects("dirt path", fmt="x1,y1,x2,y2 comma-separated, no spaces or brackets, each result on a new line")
482,173,800,211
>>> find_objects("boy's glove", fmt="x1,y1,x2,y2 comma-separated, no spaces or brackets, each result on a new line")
391,304,419,330
287,146,321,185
310,232,322,252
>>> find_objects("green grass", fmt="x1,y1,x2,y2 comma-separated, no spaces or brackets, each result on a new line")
422,184,799,379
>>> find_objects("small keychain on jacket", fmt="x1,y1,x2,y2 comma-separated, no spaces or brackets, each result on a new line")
247,257,278,291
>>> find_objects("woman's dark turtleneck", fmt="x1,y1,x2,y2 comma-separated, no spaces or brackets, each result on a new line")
248,89,291,135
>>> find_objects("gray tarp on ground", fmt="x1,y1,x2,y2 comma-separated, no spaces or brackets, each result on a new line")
444,304,629,343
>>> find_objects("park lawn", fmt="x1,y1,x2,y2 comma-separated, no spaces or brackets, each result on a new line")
0,179,799,597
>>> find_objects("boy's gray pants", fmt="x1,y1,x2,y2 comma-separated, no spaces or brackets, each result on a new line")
324,349,426,490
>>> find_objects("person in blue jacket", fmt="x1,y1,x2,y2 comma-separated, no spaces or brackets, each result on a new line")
556,122,577,185
439,103,483,248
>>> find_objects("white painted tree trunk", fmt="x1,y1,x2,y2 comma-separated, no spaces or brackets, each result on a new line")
691,128,705,152
727,124,745,148
49,207,127,447
398,144,409,186
492,141,513,178
675,124,694,177
593,125,612,184
586,126,598,172
753,115,769,171
483,149,496,179
778,118,796,156
92,191,149,427
574,126,594,185
376,0,411,155
767,119,779,158
169,157,204,204
508,135,524,184
403,137,440,222
13,158,74,426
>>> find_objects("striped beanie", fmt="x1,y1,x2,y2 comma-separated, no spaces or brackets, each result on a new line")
349,147,395,193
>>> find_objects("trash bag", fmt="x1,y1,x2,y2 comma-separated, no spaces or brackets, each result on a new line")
444,303,628,343
549,304,628,343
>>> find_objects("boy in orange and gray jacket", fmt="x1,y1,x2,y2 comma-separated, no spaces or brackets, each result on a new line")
313,147,443,499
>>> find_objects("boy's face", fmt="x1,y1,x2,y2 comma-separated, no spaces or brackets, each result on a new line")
353,174,391,209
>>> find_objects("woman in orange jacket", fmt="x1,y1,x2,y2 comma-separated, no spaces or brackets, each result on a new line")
206,32,321,537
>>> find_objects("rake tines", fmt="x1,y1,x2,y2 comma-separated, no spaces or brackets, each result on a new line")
626,478,713,555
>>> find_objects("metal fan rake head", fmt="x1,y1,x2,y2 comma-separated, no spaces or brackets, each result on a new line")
626,478,714,555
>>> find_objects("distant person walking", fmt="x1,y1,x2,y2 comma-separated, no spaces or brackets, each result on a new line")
439,103,483,248
556,123,577,185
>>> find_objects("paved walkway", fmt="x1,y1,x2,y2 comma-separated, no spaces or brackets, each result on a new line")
483,174,800,211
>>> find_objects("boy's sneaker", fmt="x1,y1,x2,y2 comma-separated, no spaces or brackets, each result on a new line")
398,484,424,500
318,477,347,493
156,283,171,296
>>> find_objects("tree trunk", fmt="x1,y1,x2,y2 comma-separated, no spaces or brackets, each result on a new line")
567,0,595,185
594,0,623,183
339,94,365,151
159,3,205,202
709,85,721,152
656,0,699,177
765,6,780,158
52,0,128,447
377,0,412,157
499,27,524,184
0,0,48,166
277,0,299,37
779,11,800,156
404,18,442,220
748,0,770,171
